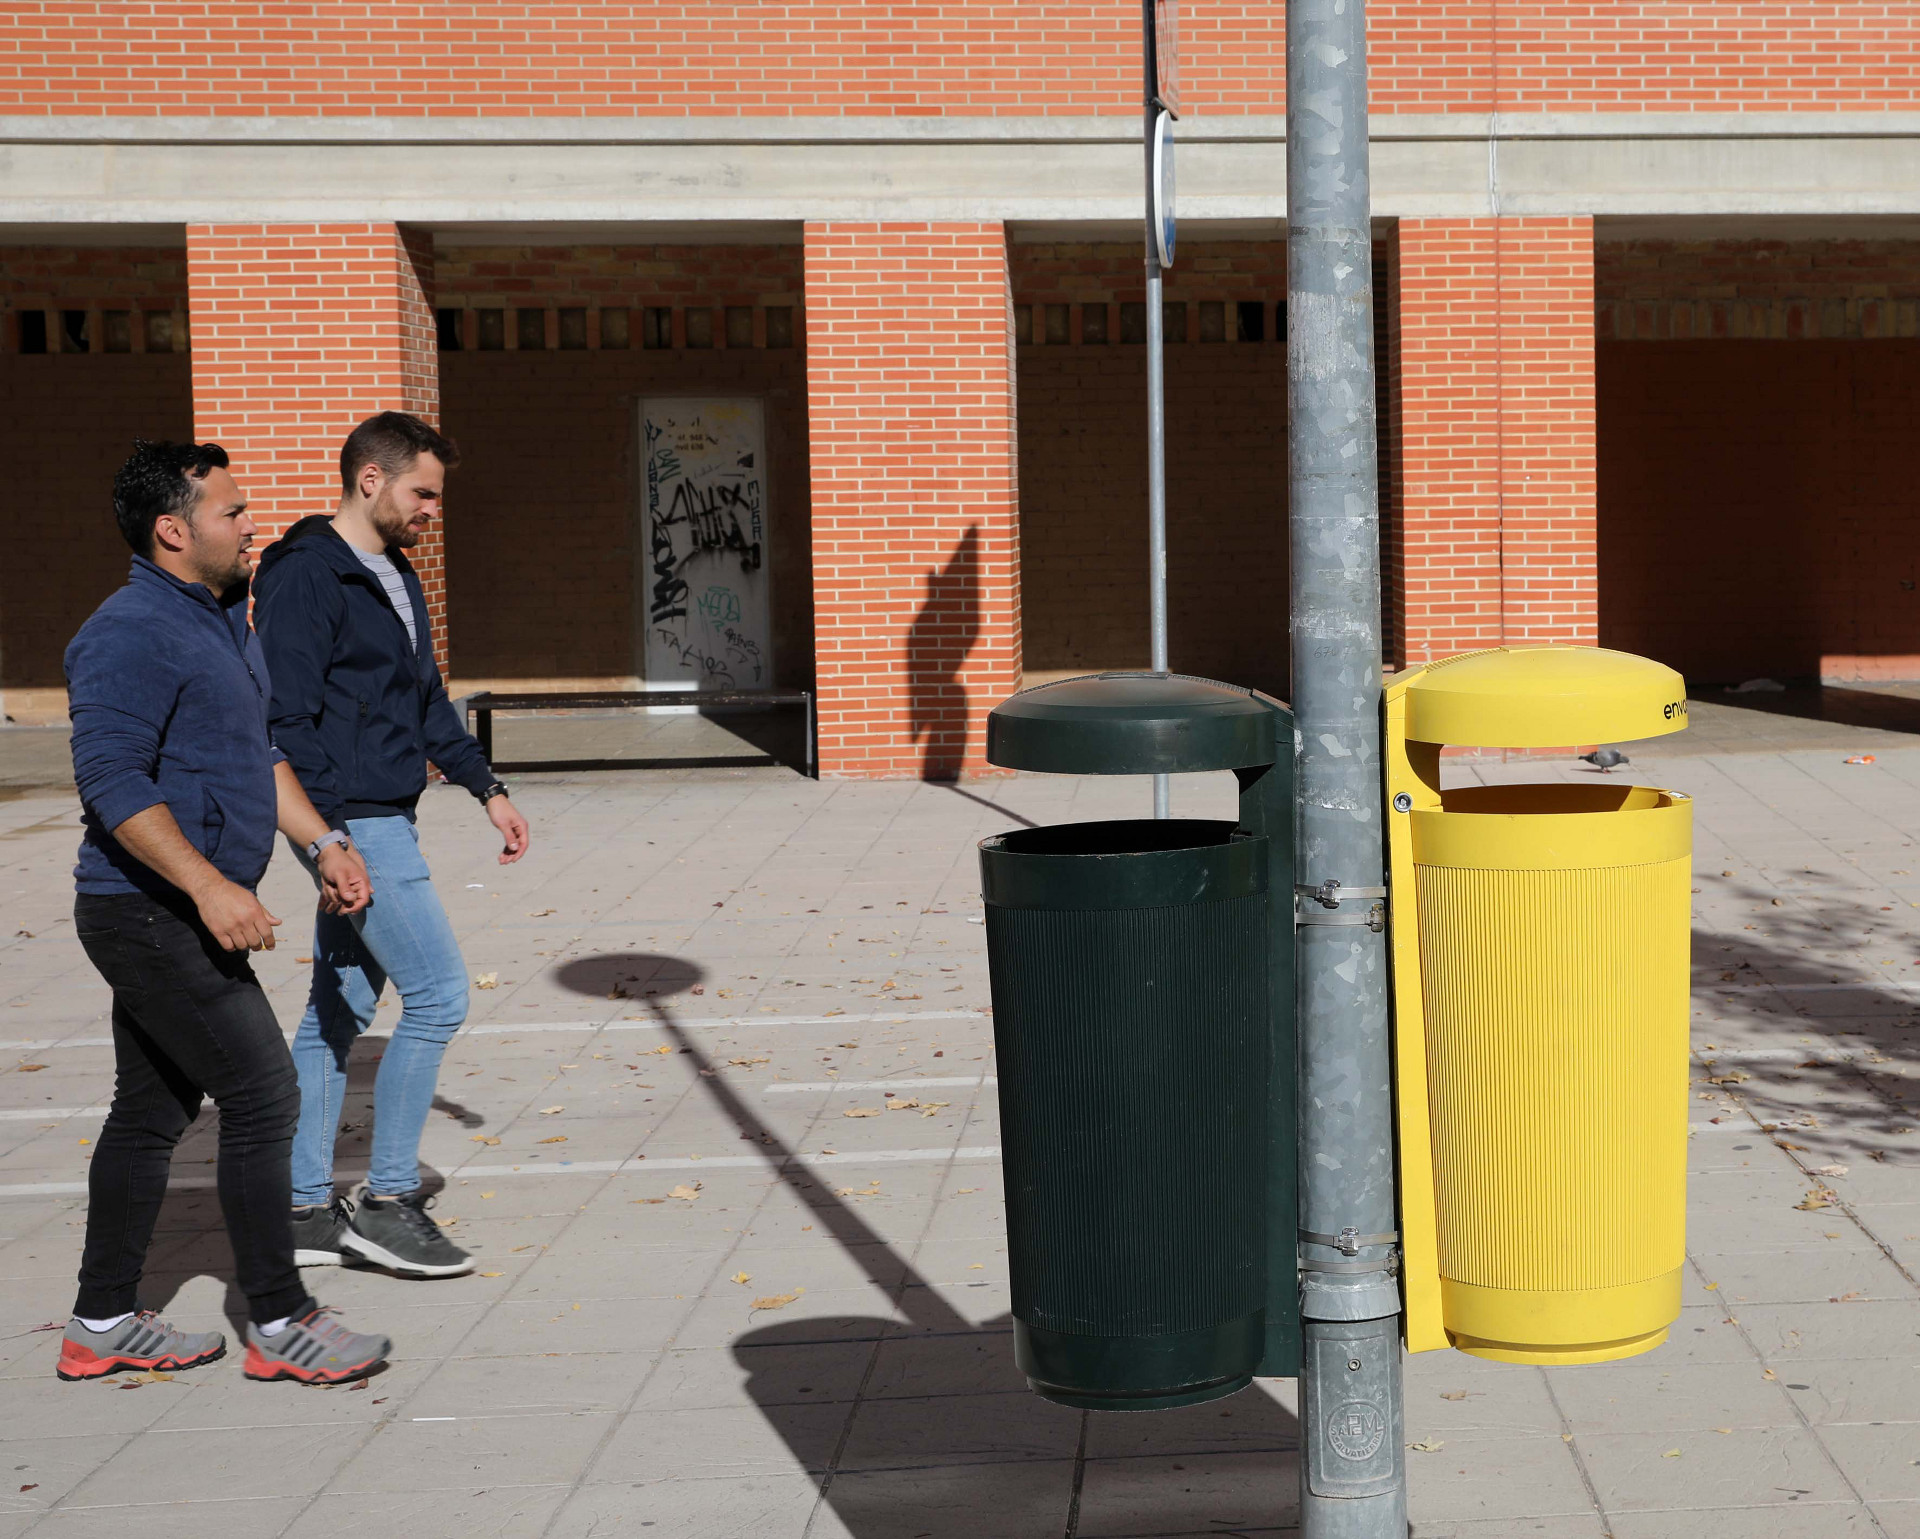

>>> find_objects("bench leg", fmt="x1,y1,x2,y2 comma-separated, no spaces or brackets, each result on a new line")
478,708,494,764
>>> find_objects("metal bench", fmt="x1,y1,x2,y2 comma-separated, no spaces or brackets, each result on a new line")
462,688,815,776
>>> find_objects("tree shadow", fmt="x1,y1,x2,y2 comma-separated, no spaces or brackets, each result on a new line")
908,525,984,784
1693,681,1920,736
548,959,1303,1536
1693,877,1920,1167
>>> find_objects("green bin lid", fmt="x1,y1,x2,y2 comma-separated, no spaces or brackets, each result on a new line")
986,672,1282,776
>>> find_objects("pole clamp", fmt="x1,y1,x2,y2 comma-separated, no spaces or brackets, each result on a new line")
1299,1226,1400,1256
1298,1252,1401,1276
1293,880,1388,932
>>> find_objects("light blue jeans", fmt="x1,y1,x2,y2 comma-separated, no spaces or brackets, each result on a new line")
290,816,468,1205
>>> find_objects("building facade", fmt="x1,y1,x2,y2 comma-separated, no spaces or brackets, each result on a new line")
5,5,1920,773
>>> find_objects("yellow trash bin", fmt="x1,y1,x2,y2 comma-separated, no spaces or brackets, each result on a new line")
1386,646,1692,1365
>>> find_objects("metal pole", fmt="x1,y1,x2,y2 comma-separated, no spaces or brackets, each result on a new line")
1144,0,1170,819
1286,0,1405,1529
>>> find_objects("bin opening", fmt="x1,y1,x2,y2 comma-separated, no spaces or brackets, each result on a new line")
1436,784,1681,817
987,818,1245,859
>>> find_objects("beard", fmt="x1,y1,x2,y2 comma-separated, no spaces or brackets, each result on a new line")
369,484,420,549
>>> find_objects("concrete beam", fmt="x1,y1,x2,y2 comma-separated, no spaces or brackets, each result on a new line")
4,114,1920,225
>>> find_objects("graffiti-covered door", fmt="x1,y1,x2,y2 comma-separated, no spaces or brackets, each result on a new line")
639,398,771,690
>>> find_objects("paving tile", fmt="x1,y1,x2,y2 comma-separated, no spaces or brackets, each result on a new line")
405,1349,661,1417
812,1459,1075,1539
1874,1499,1920,1539
28,1497,310,1538
1818,1422,1920,1502
1404,1431,1594,1524
1546,1359,1802,1434
328,1409,618,1493
1604,1502,1882,1537
58,1422,368,1508
581,1402,850,1482
280,1483,572,1537
1573,1426,1854,1512
636,1341,871,1411
1778,1357,1920,1424
1739,1300,1920,1361
1074,1449,1300,1537
549,1473,823,1539
837,1388,1081,1470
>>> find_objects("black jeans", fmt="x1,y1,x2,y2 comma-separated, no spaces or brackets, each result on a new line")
72,890,312,1326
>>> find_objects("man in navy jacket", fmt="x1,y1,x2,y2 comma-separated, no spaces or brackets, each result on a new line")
255,411,530,1279
60,439,391,1385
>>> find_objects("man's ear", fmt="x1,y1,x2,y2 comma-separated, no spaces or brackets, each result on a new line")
357,462,384,503
151,511,190,553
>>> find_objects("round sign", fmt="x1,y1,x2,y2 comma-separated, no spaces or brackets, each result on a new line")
1152,109,1176,269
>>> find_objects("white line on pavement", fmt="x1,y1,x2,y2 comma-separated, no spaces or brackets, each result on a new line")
0,1007,991,1055
0,1144,1006,1199
0,1106,108,1121
763,1076,995,1094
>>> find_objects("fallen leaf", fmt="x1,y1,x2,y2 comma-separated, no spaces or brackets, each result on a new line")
1408,1438,1445,1453
528,908,556,917
1813,1164,1849,1177
1763,1369,1778,1380
15,1064,46,1073
669,1183,703,1201
474,972,499,990
969,1263,984,1270
1713,1427,1732,1434
838,1042,860,1049
1439,1391,1476,1401
537,1136,569,1144
955,1187,977,1195
480,1191,495,1198
731,1271,752,1285
294,954,313,963
139,1369,174,1383
471,1135,501,1146
478,1271,504,1278
538,1105,565,1115
1795,1187,1838,1211
729,1057,770,1068
1661,1449,1682,1459
19,1483,37,1492
843,1107,882,1118
885,1098,920,1111
651,1045,674,1056
1704,1281,1719,1290
690,986,704,995
921,1102,951,1117
750,1288,805,1311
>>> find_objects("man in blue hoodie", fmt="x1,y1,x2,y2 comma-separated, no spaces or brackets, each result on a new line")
61,439,391,1385
255,412,530,1279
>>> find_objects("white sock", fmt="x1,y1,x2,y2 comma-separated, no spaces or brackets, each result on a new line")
256,1315,292,1337
75,1312,133,1334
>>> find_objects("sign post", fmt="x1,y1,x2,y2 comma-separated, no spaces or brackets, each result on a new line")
1143,0,1177,817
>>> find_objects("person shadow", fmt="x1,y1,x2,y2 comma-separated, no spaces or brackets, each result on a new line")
556,956,1305,1537
907,525,984,783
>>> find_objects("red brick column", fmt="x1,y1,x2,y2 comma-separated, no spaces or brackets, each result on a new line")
803,223,1022,779
186,223,448,667
1393,217,1597,664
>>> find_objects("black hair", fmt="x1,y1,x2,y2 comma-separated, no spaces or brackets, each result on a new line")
339,411,460,492
112,439,230,557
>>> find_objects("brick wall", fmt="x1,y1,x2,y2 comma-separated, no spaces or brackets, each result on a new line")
804,222,1020,779
1395,217,1597,664
1598,340,1920,682
187,223,449,667
1012,241,1290,693
1597,238,1920,339
8,4,1917,117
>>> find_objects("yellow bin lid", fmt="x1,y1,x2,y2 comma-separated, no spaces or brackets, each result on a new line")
1397,645,1689,749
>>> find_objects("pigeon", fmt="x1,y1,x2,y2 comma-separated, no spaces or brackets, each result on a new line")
1580,748,1629,772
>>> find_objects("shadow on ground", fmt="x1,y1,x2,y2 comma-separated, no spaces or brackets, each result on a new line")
1694,877,1920,1166
1695,681,1920,736
546,957,1302,1536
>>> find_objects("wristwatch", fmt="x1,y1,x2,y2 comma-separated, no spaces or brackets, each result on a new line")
307,829,350,862
481,780,510,804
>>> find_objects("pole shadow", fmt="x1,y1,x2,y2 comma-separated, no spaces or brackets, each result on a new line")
908,525,984,784
548,953,1302,1535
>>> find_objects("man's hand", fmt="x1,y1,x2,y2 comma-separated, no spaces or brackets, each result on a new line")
193,877,282,952
486,795,530,865
316,843,372,915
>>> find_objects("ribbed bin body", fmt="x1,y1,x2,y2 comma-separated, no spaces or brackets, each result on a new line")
980,818,1270,1410
1412,784,1691,1364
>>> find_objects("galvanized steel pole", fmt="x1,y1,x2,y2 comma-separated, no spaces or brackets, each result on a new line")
1287,0,1406,1530
1144,2,1171,819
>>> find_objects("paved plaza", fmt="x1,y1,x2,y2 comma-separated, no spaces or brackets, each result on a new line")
0,707,1916,1537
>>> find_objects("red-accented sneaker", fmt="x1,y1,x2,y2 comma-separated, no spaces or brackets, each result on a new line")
57,1311,226,1381
242,1305,390,1385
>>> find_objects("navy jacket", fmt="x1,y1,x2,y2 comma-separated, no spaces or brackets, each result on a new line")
253,516,494,829
67,558,283,897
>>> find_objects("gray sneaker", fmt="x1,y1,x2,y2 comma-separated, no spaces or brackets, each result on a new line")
291,1194,356,1266
243,1305,391,1384
58,1311,225,1381
341,1189,474,1278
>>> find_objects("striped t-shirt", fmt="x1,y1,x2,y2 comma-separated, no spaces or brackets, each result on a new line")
352,548,419,656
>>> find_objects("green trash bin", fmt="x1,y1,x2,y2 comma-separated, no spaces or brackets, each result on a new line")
981,672,1299,1410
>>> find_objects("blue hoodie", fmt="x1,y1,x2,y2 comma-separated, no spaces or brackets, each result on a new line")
66,557,283,898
